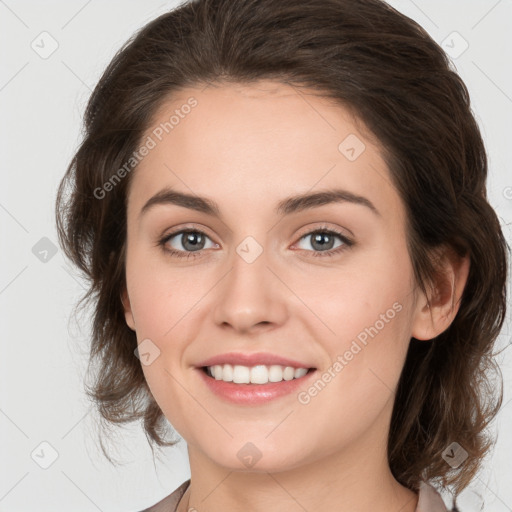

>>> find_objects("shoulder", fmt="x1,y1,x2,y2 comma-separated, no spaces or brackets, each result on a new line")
415,481,450,512
138,479,191,512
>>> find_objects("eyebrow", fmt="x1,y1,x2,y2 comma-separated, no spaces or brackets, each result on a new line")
139,186,380,219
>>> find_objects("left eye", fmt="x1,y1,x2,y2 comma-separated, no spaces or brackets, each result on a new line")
295,230,349,253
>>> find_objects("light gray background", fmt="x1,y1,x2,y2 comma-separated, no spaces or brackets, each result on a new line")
1,1,511,511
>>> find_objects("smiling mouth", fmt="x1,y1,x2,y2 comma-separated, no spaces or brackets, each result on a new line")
201,365,316,385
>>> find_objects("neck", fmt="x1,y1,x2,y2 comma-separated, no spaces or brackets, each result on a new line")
179,439,418,512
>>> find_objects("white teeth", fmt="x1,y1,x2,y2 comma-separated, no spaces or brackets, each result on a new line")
206,364,310,384
283,366,296,381
233,365,250,384
250,365,269,384
294,367,308,378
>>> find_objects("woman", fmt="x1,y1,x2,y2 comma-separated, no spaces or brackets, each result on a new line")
55,0,508,510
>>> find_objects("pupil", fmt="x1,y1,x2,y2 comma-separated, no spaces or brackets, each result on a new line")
313,233,333,251
184,232,203,251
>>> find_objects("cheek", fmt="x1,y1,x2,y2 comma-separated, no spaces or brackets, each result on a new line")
291,276,412,451
292,243,413,343
294,244,414,389
125,247,207,337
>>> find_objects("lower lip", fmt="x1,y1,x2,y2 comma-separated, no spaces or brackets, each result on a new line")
196,367,317,405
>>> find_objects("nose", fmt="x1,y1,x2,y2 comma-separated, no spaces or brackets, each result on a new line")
212,243,289,334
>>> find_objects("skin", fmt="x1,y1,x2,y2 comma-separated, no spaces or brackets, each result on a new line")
121,80,469,512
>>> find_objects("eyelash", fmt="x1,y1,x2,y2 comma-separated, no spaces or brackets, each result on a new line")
157,225,354,261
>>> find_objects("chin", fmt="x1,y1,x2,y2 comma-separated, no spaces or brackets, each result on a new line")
200,439,312,474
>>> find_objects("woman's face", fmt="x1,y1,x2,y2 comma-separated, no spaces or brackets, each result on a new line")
122,80,428,473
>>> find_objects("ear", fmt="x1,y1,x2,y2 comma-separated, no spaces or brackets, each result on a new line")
121,286,136,331
411,246,470,341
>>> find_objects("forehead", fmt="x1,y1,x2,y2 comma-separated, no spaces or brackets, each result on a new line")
127,80,400,221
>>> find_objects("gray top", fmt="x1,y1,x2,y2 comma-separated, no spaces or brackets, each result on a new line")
140,478,450,511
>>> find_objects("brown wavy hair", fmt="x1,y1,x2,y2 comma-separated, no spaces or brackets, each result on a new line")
55,0,509,506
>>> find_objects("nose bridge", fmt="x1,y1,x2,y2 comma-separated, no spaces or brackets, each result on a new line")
212,234,287,331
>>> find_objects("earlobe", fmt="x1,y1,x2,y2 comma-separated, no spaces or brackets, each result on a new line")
121,287,136,331
411,247,470,341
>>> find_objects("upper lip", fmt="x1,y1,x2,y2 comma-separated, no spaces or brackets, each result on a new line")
196,352,316,369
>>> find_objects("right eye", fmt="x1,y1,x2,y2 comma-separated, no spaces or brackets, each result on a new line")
159,229,218,259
